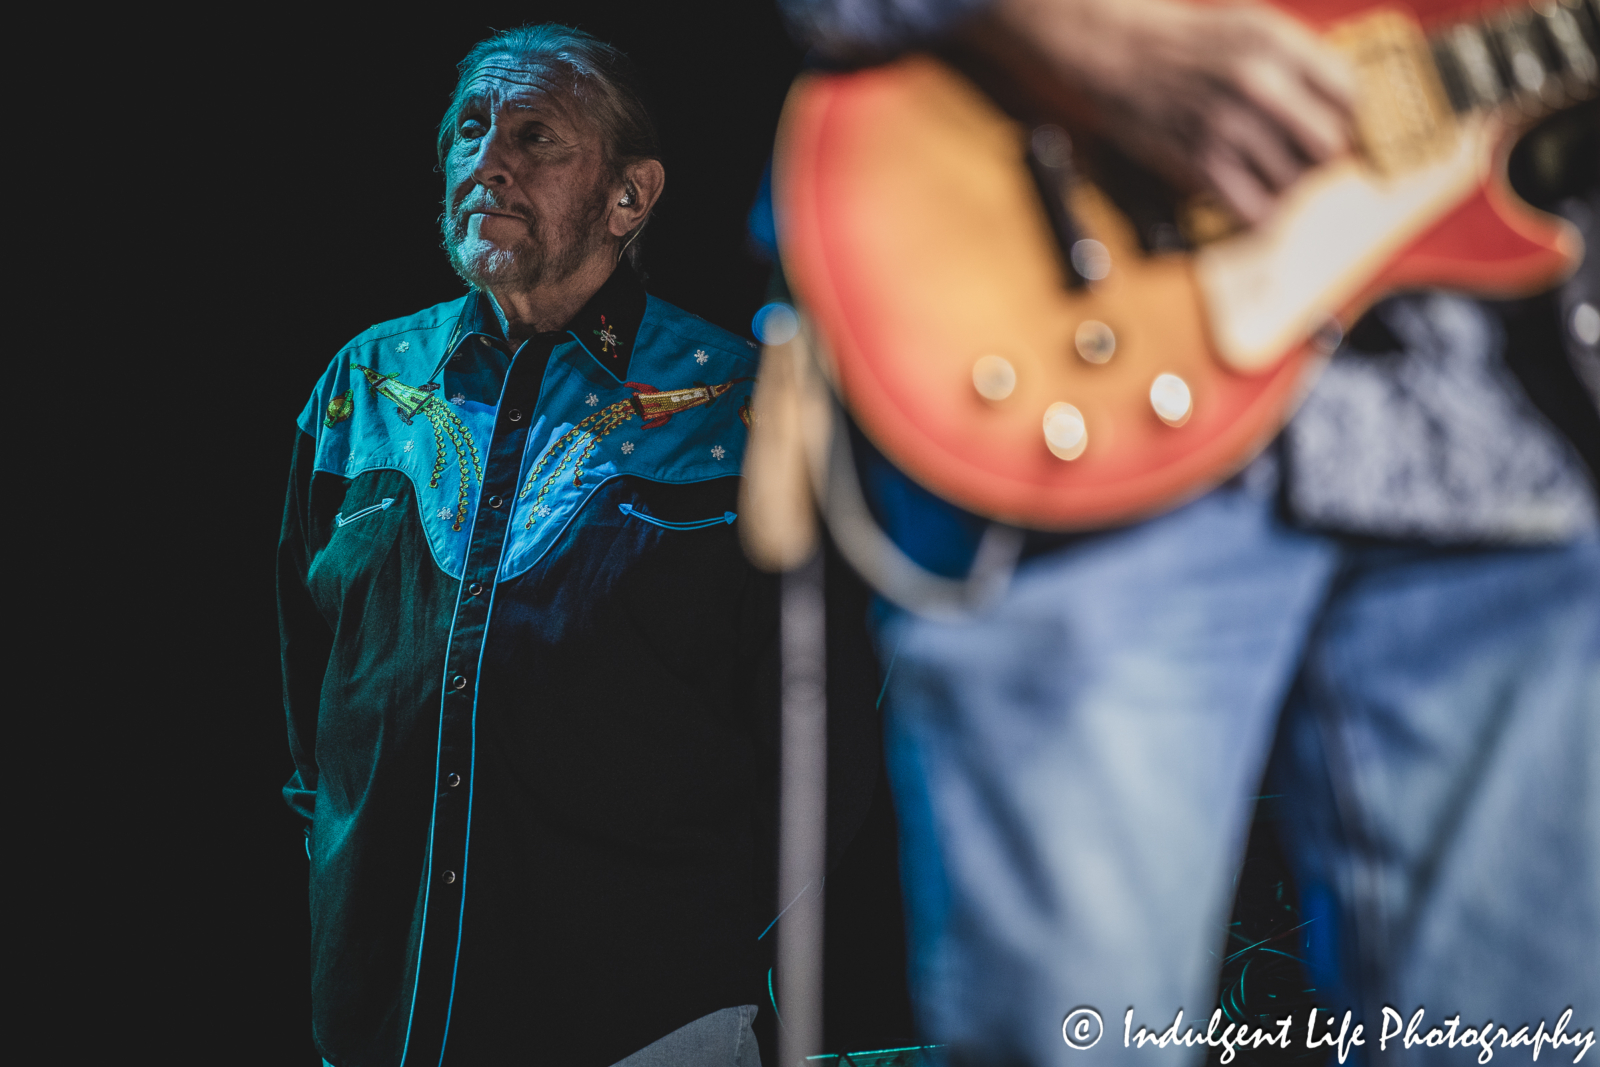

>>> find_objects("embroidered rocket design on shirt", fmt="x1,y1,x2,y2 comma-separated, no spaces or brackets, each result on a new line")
351,362,483,531
630,380,745,428
517,376,750,529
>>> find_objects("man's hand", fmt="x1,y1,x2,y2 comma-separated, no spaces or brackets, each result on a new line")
970,0,1356,225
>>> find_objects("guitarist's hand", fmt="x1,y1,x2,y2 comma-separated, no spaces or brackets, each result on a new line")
969,0,1356,225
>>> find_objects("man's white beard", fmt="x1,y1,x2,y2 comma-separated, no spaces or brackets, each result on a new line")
442,190,609,294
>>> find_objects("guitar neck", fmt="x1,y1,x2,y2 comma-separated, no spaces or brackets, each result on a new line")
1430,0,1599,117
1328,1,1596,175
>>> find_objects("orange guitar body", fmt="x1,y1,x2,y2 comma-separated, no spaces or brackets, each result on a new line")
773,0,1588,530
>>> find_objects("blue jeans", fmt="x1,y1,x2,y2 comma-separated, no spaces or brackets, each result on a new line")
877,479,1599,1066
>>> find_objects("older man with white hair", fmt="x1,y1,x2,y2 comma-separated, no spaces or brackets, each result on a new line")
279,25,780,1067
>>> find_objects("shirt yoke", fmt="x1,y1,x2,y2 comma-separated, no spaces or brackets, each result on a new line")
297,292,759,581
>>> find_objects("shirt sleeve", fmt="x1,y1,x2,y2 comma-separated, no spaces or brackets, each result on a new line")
778,0,993,59
278,427,332,825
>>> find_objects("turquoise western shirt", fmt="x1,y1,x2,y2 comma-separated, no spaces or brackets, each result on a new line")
278,266,780,1066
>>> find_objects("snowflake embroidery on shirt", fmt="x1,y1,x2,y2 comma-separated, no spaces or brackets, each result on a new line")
436,506,453,520
694,349,709,365
450,393,466,405
710,445,726,460
620,441,635,455
593,315,619,355
403,440,415,453
585,392,599,406
396,341,410,353
536,504,553,517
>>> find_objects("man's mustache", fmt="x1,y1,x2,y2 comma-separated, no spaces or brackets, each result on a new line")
448,193,537,234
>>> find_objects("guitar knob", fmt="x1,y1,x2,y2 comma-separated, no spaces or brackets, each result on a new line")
1575,303,1599,346
1311,317,1344,354
1150,373,1192,427
1075,320,1116,364
1043,402,1088,460
1070,239,1111,281
972,354,1017,400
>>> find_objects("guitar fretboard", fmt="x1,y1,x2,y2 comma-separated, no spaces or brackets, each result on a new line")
1430,0,1599,116
1331,0,1597,174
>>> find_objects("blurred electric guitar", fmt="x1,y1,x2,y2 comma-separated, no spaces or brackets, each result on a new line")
772,0,1599,530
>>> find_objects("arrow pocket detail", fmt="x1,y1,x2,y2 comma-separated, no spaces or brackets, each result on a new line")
335,498,395,528
618,502,735,530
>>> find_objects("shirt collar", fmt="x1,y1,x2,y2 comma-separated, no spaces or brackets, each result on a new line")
447,263,648,381
565,263,647,379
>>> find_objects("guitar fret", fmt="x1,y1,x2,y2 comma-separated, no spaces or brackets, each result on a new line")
1539,1,1599,90
1430,36,1477,114
1494,10,1553,102
1443,23,1506,110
